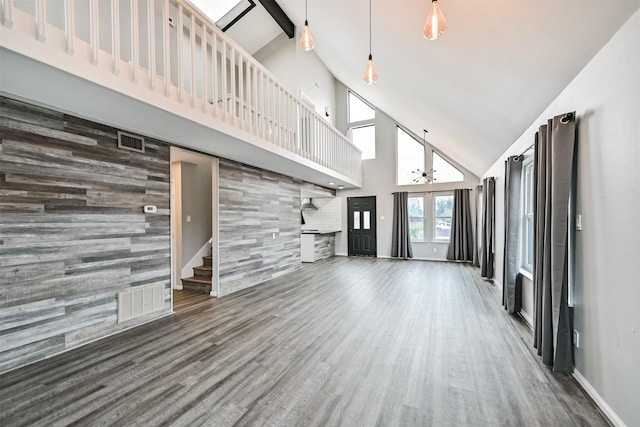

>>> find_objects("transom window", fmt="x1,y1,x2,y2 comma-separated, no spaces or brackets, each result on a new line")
397,127,425,186
348,91,375,160
348,91,375,123
433,152,464,183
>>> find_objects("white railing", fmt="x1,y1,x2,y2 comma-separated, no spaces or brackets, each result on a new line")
0,0,362,184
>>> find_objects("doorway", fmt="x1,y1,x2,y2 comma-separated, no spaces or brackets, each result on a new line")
170,147,219,310
347,196,377,257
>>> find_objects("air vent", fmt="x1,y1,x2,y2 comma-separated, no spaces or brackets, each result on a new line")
118,283,165,323
117,131,145,153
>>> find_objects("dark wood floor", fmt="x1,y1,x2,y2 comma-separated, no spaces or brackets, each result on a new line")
0,258,606,426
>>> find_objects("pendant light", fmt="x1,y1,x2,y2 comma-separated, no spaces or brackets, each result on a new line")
363,0,378,85
423,0,447,40
300,0,315,51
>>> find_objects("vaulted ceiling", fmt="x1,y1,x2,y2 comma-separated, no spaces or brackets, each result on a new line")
212,1,640,176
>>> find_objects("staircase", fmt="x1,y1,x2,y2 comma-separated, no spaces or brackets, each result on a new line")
181,255,213,294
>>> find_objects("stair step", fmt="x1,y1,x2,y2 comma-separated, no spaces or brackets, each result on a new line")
193,265,212,278
181,276,211,294
202,255,212,267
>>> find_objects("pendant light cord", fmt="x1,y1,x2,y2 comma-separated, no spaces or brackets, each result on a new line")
369,0,372,55
305,0,308,21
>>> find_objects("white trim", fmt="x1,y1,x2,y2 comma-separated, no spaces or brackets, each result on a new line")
404,256,447,262
210,158,220,297
518,310,533,329
519,268,533,281
181,236,213,279
573,369,627,427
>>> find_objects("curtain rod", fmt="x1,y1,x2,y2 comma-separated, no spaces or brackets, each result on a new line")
516,112,575,158
392,188,473,195
518,143,534,157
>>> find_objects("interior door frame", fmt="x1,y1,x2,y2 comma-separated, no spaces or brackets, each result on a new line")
347,196,377,257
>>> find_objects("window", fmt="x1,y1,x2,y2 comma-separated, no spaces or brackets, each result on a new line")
397,127,425,186
351,125,375,160
433,152,464,183
521,158,534,272
434,193,454,241
409,196,425,240
348,91,375,160
348,92,375,122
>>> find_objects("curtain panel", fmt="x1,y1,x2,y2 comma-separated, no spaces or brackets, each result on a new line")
533,112,577,373
480,177,495,279
472,185,482,266
503,156,523,314
447,189,474,262
391,192,413,259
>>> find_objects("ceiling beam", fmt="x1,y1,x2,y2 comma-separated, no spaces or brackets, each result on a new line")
258,0,295,39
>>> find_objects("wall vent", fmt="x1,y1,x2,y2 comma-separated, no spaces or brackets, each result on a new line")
118,283,165,323
117,131,145,153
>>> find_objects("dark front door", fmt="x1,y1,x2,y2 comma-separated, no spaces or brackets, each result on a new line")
347,196,377,257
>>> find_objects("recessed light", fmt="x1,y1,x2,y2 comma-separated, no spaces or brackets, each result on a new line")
337,185,344,190
328,182,335,186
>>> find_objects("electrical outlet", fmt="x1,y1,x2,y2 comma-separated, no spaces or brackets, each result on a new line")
573,329,580,348
433,247,437,253
576,214,582,231
272,232,276,239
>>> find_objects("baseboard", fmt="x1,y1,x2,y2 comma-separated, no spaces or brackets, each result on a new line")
518,310,533,329
573,369,627,427
335,253,447,262
1,310,173,376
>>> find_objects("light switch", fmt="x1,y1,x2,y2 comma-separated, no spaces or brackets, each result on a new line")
380,216,385,220
575,214,582,231
186,215,191,223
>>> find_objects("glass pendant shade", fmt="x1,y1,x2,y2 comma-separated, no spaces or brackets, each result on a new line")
300,20,314,51
363,54,378,85
423,0,447,40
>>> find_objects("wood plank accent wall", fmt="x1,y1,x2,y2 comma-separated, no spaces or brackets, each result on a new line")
0,97,171,374
218,160,302,296
314,235,336,262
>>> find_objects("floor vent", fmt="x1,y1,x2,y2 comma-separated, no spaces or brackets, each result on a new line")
118,283,165,323
117,130,145,153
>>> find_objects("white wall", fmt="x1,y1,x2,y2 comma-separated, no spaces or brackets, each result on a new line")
482,10,640,426
180,161,212,269
301,197,342,231
254,34,337,126
333,81,480,259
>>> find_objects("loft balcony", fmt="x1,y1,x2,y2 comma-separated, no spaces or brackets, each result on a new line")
0,0,363,188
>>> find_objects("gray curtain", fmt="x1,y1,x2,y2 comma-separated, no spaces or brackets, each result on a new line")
472,185,482,266
391,192,413,259
480,177,495,279
502,156,523,314
447,189,474,261
533,112,576,373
